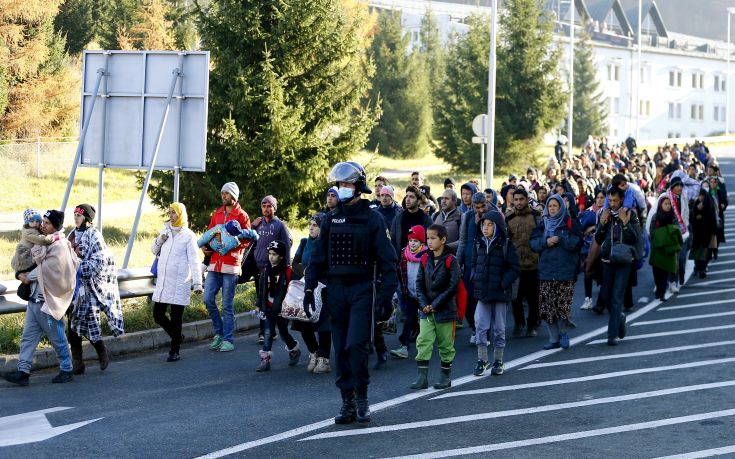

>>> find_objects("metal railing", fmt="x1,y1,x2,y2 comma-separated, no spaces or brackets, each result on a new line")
0,268,156,315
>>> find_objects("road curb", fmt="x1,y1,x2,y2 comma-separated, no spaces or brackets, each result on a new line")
0,312,259,373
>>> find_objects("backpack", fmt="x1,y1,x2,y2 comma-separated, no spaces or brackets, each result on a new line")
501,240,520,302
420,254,467,322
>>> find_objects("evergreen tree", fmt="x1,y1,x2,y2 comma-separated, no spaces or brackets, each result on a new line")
145,0,378,228
117,0,177,50
54,0,96,55
95,0,142,50
367,9,431,159
572,28,607,146
419,7,445,139
0,1,78,139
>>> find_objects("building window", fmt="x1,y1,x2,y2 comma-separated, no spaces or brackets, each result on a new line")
716,105,727,122
607,64,620,81
640,67,651,84
610,97,620,114
715,75,722,92
690,104,704,120
715,106,720,121
668,102,682,119
639,100,651,117
669,70,682,87
691,72,704,89
411,30,419,43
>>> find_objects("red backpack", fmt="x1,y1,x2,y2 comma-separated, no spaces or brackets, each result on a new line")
420,254,467,321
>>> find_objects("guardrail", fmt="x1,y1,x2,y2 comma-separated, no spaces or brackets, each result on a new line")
0,268,156,315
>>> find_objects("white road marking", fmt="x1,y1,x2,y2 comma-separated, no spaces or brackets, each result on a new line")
688,268,735,277
659,300,733,311
677,288,735,299
299,381,735,441
701,260,735,267
688,278,735,287
652,445,735,459
633,310,735,326
521,341,735,370
0,407,102,447
379,409,735,459
430,357,735,400
587,324,735,345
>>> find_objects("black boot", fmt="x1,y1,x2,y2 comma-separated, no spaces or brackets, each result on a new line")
51,370,73,384
70,343,85,375
3,370,29,386
433,361,452,389
334,389,356,425
92,340,109,371
355,386,371,423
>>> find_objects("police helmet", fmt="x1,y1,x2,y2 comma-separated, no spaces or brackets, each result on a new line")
328,161,372,194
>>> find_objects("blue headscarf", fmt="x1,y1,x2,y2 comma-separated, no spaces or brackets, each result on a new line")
543,194,568,239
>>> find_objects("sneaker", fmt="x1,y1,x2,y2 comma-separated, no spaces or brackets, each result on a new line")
51,370,74,384
473,360,490,376
469,333,477,345
307,353,318,372
607,337,618,346
490,360,504,375
512,324,524,338
668,282,680,294
287,345,301,366
526,327,538,337
218,341,235,352
580,297,593,310
559,333,570,350
166,352,180,362
3,370,30,386
543,341,561,350
313,357,332,373
390,345,408,359
209,335,223,351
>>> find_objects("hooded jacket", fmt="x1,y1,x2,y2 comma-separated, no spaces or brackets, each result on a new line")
472,211,520,303
416,246,460,323
459,182,478,214
530,212,583,281
206,202,251,275
505,205,541,271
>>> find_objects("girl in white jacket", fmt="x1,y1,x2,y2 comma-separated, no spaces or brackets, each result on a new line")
151,203,202,362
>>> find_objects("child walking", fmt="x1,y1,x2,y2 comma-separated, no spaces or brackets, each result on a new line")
256,240,301,372
472,210,520,376
390,225,428,359
648,194,684,301
410,225,460,390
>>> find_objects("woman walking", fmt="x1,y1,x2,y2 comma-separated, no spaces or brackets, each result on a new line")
151,203,202,362
690,186,718,278
647,195,684,301
530,195,582,350
68,204,125,374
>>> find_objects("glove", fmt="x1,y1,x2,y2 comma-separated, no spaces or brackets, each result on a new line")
376,297,393,322
303,290,315,318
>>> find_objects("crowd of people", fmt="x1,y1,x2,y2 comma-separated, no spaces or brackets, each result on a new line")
4,136,728,426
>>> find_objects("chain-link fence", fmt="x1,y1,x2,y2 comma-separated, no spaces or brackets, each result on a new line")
0,137,78,177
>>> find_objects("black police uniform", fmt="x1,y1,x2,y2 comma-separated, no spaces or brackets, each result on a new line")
305,198,398,400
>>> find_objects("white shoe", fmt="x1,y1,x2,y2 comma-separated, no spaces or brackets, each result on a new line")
668,282,680,294
580,297,593,310
469,333,476,345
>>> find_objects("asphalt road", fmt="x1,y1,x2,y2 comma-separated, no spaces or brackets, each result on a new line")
1,158,735,458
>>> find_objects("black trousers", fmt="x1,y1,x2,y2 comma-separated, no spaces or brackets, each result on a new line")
652,266,669,300
512,270,540,329
153,302,185,353
329,280,372,391
301,329,332,359
263,314,297,352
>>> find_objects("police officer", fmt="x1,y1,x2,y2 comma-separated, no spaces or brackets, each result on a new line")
304,161,398,424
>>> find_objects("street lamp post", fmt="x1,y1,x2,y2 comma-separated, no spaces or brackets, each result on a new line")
485,0,498,184
635,0,642,140
727,9,735,136
567,0,574,159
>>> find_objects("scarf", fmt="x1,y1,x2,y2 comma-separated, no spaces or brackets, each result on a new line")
543,194,568,239
170,202,188,228
403,244,427,263
667,190,686,235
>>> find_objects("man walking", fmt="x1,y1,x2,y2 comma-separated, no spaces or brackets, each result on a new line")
433,188,461,249
203,182,251,352
304,162,398,425
390,185,432,255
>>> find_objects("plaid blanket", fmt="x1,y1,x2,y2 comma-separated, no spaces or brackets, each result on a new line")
71,228,124,340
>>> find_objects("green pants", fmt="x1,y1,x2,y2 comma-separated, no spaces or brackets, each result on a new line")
415,314,456,363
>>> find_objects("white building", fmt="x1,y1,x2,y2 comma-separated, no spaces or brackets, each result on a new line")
367,0,735,143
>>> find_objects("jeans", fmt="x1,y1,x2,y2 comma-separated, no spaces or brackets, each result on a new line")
153,302,185,353
678,235,691,284
602,262,631,339
204,272,238,343
18,300,72,374
398,296,419,347
262,314,297,352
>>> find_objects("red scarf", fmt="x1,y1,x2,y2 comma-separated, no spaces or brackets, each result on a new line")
668,190,687,236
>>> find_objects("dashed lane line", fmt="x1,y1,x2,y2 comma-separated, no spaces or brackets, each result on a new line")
676,288,735,299
521,341,735,370
379,408,735,459
587,325,735,345
633,310,735,326
658,300,733,311
651,445,735,459
299,380,735,441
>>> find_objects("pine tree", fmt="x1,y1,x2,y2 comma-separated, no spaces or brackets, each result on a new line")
117,0,177,50
95,0,142,50
0,1,78,139
572,28,607,146
419,8,444,140
367,9,431,159
54,0,96,55
145,0,378,228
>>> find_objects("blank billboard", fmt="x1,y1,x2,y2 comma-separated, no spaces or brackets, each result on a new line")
79,50,209,172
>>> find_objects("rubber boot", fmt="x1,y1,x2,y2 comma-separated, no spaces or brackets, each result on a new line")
334,389,357,425
410,361,429,390
355,386,371,423
92,340,109,371
433,362,452,389
70,342,85,375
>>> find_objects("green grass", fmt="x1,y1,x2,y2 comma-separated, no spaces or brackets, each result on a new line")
0,168,144,214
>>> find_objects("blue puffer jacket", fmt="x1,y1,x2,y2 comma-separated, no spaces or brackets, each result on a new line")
472,211,520,303
529,216,583,281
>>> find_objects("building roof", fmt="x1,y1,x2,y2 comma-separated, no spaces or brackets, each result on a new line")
619,0,668,38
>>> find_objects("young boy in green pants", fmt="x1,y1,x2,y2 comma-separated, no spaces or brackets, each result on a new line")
411,224,461,390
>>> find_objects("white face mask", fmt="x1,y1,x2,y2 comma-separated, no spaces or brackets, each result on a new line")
337,187,355,201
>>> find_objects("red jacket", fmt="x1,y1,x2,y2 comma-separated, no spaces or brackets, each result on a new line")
207,202,251,274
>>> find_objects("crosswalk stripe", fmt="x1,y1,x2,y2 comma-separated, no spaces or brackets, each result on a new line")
651,445,735,459
688,268,735,276
521,341,735,370
687,278,735,287
676,288,735,299
633,311,735,326
587,324,735,344
429,357,735,400
379,409,735,459
658,300,733,311
299,381,735,441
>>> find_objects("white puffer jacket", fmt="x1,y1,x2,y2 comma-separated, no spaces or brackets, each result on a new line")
151,224,202,306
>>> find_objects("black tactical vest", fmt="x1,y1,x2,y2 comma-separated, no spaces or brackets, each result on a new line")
327,212,371,277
